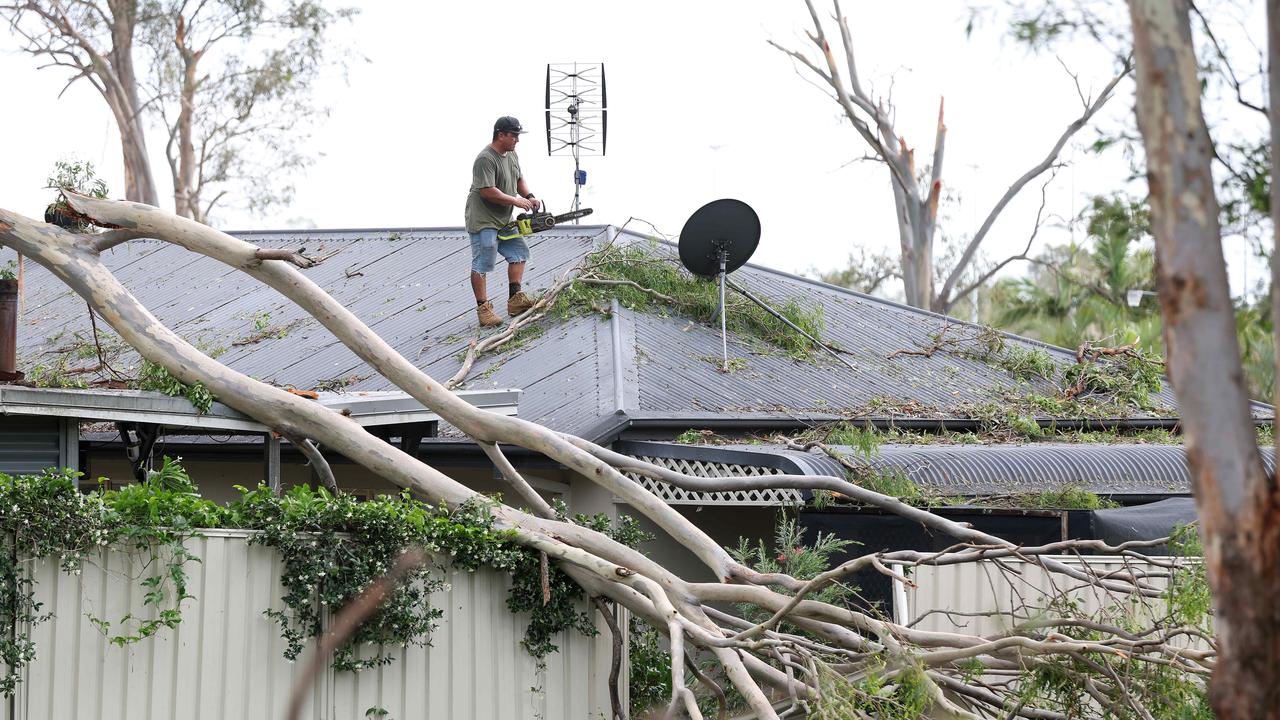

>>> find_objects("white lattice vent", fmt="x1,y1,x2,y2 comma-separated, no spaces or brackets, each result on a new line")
624,455,804,506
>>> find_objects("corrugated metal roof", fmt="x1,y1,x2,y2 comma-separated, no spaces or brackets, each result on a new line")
12,225,1269,436
16,227,610,433
622,241,1189,419
829,443,1203,496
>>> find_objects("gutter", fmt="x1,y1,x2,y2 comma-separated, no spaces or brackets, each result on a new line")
582,410,1196,446
80,434,565,468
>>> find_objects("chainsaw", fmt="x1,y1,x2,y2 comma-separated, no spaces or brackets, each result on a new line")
497,207,593,240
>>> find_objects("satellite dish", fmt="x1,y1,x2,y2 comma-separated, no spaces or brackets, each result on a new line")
675,198,855,373
677,199,760,278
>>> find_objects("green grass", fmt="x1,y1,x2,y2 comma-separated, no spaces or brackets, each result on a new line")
1021,484,1119,510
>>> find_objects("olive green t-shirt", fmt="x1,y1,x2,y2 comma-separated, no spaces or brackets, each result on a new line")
464,146,522,233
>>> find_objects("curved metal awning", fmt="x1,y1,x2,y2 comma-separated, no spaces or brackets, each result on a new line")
616,440,1277,502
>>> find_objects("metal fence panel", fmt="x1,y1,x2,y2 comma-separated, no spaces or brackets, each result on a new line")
901,555,1195,638
10,530,610,720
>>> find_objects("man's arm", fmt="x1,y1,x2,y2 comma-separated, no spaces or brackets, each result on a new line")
479,186,535,211
515,178,541,211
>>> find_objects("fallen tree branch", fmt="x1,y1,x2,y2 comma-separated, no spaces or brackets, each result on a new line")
0,195,1214,719
254,247,317,268
283,433,337,493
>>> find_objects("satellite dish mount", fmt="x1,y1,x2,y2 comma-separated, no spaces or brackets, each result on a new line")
678,199,854,372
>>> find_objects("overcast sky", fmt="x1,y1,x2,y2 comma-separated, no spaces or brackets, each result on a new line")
0,1,1262,294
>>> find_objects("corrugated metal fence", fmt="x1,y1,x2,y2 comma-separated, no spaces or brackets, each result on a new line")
4,530,613,720
899,555,1197,638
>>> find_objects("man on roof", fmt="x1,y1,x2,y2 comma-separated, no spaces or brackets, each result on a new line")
464,115,541,327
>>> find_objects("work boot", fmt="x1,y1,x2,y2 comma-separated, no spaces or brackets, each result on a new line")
476,300,502,327
507,291,536,317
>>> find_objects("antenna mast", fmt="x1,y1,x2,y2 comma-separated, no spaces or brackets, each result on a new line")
545,63,607,219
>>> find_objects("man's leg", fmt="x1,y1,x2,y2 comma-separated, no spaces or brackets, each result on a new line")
500,237,535,316
470,230,502,326
507,261,526,295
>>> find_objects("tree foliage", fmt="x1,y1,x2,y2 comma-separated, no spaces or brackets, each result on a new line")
988,195,1159,347
987,193,1276,399
1,0,354,222
141,0,356,221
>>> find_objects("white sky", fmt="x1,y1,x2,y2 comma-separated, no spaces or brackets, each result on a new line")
0,0,1262,294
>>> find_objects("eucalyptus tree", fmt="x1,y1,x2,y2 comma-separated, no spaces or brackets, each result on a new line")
1126,0,1280,717
775,0,1131,313
1,0,353,222
0,0,160,205
140,0,356,222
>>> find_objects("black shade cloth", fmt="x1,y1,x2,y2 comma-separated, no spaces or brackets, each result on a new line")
1090,498,1199,555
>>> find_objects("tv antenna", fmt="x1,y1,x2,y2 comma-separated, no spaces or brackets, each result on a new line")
677,199,854,372
545,62,606,218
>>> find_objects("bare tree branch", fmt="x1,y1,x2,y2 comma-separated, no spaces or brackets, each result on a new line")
285,548,427,720
947,164,1063,308
283,433,337,493
937,56,1134,309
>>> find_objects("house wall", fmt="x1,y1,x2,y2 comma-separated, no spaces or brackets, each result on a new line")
4,530,613,720
83,453,550,506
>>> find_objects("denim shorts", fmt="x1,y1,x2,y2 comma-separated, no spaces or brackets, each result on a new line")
469,228,530,273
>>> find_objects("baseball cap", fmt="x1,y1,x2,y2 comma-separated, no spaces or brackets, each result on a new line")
494,116,526,134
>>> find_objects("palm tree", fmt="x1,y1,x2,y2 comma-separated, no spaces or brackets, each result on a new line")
987,194,1274,400
990,195,1160,351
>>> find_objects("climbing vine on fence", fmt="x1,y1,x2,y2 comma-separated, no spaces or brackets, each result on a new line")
86,458,217,644
228,486,526,670
0,469,113,695
0,461,643,695
0,460,218,694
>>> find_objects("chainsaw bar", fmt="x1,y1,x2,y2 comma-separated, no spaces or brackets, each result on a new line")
498,207,594,239
549,208,593,225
